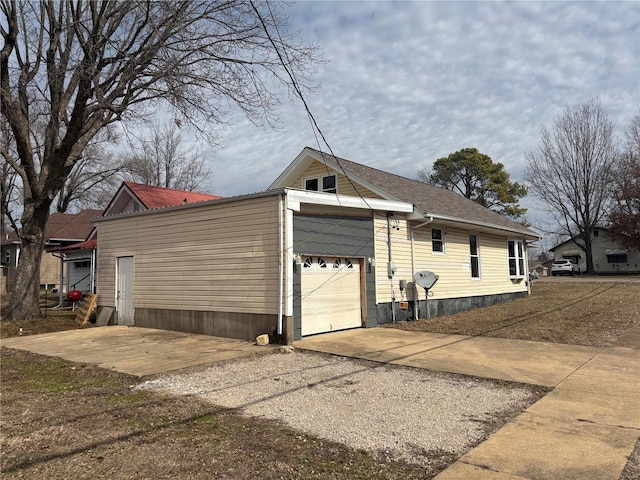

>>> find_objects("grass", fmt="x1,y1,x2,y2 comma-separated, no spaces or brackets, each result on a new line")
388,280,640,346
1,292,83,338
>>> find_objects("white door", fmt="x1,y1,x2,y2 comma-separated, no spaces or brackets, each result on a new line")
116,256,134,325
301,256,362,336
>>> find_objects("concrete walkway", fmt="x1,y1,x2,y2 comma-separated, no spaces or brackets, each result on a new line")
1,326,269,376
296,328,640,480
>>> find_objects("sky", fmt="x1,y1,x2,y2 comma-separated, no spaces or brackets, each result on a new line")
201,0,639,231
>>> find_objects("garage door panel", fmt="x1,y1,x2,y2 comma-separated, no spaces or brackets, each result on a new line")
301,256,361,336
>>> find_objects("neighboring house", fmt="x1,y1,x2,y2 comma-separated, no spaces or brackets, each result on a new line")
94,147,540,343
1,210,101,296
550,229,640,274
58,182,223,294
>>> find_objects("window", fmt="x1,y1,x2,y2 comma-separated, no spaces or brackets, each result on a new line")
304,174,337,194
74,261,89,269
508,240,525,277
431,228,444,253
469,234,480,278
607,253,628,263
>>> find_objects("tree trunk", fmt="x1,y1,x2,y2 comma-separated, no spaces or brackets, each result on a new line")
584,237,595,274
6,215,47,321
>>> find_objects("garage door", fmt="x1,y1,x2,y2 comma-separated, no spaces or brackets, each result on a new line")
301,256,362,336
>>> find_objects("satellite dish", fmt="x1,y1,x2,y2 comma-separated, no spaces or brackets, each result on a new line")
414,271,439,290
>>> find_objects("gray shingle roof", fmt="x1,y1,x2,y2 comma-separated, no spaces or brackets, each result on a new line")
306,147,537,238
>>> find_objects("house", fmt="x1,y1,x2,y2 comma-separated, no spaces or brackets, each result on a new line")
58,182,223,294
94,147,540,343
1,210,101,296
550,229,640,274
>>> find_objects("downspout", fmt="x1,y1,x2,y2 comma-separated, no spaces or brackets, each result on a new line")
387,212,395,323
277,193,284,336
410,216,434,320
90,248,96,294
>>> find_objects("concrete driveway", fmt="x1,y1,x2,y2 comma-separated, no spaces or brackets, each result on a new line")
1,325,269,376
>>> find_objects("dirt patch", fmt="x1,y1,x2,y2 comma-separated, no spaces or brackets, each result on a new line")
389,281,640,346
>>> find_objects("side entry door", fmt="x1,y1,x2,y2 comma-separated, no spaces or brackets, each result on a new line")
116,256,134,325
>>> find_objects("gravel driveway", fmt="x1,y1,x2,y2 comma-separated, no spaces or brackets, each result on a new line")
138,351,546,466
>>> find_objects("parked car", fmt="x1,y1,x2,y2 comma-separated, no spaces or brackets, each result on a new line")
551,259,581,276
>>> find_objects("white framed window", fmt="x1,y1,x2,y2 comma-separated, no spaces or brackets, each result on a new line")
469,234,480,278
508,240,525,277
432,228,445,254
303,174,337,194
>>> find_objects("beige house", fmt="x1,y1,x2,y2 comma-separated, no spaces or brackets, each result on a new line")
94,147,540,342
551,229,640,274
1,210,101,296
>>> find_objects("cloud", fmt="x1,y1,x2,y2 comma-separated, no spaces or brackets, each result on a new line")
203,1,639,227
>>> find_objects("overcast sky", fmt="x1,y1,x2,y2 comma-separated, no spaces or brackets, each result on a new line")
201,0,639,229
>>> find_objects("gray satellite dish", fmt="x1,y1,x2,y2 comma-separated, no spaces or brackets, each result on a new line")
414,271,439,290
414,271,439,320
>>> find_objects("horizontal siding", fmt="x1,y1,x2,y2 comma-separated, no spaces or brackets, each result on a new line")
292,161,384,199
375,217,529,303
97,196,281,314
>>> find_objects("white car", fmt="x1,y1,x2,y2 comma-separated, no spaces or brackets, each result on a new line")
551,259,581,276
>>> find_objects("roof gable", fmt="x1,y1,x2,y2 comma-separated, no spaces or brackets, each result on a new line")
124,182,222,210
103,182,223,216
271,147,538,238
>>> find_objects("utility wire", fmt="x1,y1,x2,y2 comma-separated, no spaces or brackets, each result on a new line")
251,0,375,212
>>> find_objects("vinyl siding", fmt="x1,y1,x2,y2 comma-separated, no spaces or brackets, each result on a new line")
97,195,281,314
374,216,529,303
554,230,640,273
293,161,384,199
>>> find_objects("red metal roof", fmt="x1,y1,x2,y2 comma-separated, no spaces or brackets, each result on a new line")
123,182,222,210
59,238,98,252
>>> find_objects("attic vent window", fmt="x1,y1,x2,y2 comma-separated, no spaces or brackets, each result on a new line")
304,174,337,194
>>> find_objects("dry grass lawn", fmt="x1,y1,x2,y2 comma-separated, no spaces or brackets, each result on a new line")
389,280,640,346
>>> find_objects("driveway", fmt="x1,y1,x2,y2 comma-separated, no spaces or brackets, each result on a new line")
1,326,270,376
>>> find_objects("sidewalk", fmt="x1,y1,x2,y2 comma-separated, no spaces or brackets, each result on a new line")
296,328,640,480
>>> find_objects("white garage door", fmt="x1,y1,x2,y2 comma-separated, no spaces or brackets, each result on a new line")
301,256,362,336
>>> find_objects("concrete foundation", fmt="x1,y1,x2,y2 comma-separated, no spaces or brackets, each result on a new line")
376,291,528,324
133,307,278,343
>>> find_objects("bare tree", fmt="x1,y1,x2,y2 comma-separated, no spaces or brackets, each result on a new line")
1,0,320,320
415,166,434,185
56,127,123,212
608,114,640,249
524,100,617,273
123,122,213,192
